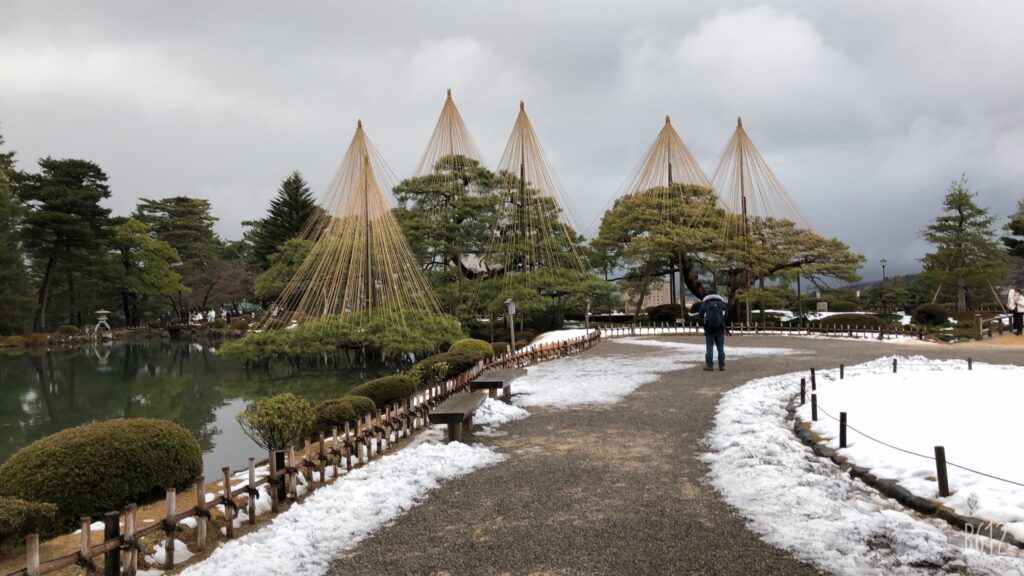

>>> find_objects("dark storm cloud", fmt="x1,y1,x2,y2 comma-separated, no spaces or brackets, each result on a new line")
2,0,1022,280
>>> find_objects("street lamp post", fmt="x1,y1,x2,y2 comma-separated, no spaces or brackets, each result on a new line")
881,258,888,281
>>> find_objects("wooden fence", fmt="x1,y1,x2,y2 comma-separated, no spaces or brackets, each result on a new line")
6,332,601,576
596,322,926,341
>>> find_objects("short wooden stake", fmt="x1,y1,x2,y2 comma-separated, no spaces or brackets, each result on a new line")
811,393,818,422
164,488,175,569
247,457,257,525
839,363,844,379
892,358,898,373
103,511,119,576
331,427,340,478
286,446,297,499
935,446,950,497
810,367,816,390
124,504,137,575
222,467,235,539
318,433,326,484
79,517,91,576
839,412,847,448
26,534,39,576
800,378,806,405
196,476,208,549
968,357,973,370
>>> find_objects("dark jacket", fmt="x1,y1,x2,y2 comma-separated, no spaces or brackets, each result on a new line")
698,294,728,331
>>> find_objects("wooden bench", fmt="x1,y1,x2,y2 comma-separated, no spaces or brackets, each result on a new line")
428,392,487,442
469,368,526,401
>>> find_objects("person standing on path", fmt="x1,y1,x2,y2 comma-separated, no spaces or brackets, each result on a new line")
1008,287,1023,335
699,292,729,371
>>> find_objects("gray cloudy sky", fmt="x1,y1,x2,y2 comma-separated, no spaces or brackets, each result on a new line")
2,0,1022,280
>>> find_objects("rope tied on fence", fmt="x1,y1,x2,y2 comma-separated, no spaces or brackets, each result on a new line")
120,537,142,552
161,518,179,536
74,554,97,572
244,485,261,499
194,508,212,518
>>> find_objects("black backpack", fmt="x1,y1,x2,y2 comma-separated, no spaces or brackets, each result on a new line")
703,299,727,330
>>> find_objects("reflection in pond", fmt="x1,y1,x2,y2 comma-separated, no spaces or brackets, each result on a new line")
0,341,399,478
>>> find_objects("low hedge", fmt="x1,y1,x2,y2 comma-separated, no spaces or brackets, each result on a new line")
0,497,57,551
490,342,509,356
827,301,860,313
0,336,25,348
0,419,201,533
913,303,949,326
448,338,494,358
313,395,377,433
346,375,416,408
229,317,249,331
56,325,81,336
408,350,492,388
344,395,376,419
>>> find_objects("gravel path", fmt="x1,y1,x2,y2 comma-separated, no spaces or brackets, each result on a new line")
327,335,1024,576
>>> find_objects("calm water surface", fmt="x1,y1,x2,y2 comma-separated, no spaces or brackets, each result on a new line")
0,341,397,478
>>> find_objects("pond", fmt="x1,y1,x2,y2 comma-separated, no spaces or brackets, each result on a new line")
0,341,399,479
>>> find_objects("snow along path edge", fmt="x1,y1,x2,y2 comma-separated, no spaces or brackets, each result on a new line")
179,441,504,576
703,363,1024,575
789,395,1024,549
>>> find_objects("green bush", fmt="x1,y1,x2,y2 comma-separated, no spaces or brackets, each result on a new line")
229,317,248,331
0,419,201,533
0,336,26,348
343,395,376,419
236,393,314,451
491,342,509,356
56,325,81,336
408,350,492,388
346,375,416,408
648,304,683,323
22,334,47,347
515,339,528,350
0,497,57,550
313,399,356,434
913,303,950,326
448,338,495,359
828,301,860,313
809,314,884,329
212,318,227,329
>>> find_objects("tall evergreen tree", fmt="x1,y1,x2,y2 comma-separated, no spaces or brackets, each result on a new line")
0,131,32,333
921,175,1007,312
246,171,319,268
110,218,186,325
14,157,112,331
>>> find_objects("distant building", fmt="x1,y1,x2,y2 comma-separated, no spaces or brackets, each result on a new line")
620,280,673,311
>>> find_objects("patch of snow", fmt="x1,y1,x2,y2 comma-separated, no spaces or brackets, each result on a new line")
145,539,193,567
180,441,504,576
178,516,197,530
528,328,597,348
473,398,529,436
73,520,105,534
704,360,1024,574
798,358,1024,526
513,338,795,408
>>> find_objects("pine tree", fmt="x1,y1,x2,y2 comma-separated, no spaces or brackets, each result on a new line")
0,131,33,333
14,157,112,331
246,171,320,268
921,176,1007,312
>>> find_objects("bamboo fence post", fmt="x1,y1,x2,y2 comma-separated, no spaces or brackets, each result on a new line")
161,488,176,570
287,446,297,500
103,511,119,576
196,475,208,550
318,433,326,485
303,438,315,494
26,534,39,576
124,504,137,576
247,457,257,525
344,422,353,470
79,517,91,576
222,467,235,539
331,427,340,478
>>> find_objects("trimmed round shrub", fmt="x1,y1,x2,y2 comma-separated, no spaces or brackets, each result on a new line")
515,339,528,350
0,419,201,533
828,301,860,313
491,342,509,356
237,393,314,452
314,399,356,433
212,318,227,329
229,317,249,331
448,338,495,359
346,375,416,408
344,395,376,419
648,304,683,323
408,350,492,388
56,325,80,336
0,497,57,550
913,303,949,326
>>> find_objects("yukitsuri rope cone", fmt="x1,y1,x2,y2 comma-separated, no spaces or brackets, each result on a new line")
273,120,442,325
622,115,711,196
413,89,485,177
479,101,589,283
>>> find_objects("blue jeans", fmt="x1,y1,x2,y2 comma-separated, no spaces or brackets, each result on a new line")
705,329,725,368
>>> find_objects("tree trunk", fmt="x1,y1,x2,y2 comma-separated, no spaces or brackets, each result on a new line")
957,274,968,312
679,255,710,301
67,271,76,326
122,291,133,327
34,255,57,332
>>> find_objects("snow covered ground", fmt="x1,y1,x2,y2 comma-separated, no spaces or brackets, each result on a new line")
527,328,597,347
513,338,796,408
172,398,526,576
705,360,1024,575
797,358,1024,540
